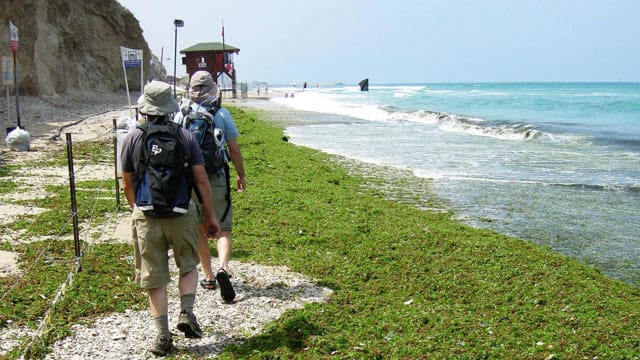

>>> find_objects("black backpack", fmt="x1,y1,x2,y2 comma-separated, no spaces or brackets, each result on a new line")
134,120,194,217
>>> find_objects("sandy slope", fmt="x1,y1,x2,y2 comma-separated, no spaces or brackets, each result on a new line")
0,92,132,271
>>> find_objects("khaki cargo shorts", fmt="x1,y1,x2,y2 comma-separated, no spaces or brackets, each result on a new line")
131,202,200,289
194,172,233,231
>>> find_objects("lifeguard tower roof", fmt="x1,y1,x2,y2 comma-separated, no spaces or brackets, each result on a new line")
181,42,240,53
180,42,240,97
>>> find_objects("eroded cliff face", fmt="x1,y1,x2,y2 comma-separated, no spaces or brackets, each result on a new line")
0,0,165,96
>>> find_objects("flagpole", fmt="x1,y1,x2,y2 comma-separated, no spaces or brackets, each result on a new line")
6,85,10,125
13,48,20,128
10,20,21,129
140,51,144,97
221,20,225,84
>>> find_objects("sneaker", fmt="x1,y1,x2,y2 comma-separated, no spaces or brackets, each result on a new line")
216,268,236,302
150,335,173,356
177,311,203,338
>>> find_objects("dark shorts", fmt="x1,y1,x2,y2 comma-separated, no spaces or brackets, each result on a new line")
195,172,232,231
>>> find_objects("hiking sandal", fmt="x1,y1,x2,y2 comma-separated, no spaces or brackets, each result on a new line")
200,279,216,290
216,268,236,302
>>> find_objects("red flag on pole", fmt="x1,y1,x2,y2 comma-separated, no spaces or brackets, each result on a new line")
9,20,19,53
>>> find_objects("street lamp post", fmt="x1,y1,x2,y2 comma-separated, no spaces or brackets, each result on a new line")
173,19,184,98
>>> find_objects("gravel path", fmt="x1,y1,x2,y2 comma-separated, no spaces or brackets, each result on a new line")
0,93,332,359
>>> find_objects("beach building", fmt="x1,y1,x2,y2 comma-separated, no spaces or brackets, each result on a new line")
180,42,240,98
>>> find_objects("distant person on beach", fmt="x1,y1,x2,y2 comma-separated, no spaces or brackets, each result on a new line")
174,70,246,302
121,81,220,355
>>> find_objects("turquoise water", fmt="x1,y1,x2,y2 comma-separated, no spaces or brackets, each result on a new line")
272,82,640,285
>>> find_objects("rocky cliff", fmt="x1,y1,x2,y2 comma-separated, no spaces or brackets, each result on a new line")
0,0,165,96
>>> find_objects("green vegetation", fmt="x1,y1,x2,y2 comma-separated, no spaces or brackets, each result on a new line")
0,162,17,194
0,139,140,359
0,107,639,359
224,107,640,359
0,241,144,359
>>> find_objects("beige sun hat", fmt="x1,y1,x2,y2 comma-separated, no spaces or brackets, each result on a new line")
137,81,179,116
189,71,220,105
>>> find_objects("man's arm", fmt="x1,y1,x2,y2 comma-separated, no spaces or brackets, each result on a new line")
227,138,246,192
122,172,136,210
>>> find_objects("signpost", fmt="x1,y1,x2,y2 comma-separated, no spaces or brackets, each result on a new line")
120,46,143,110
9,20,20,129
2,56,13,124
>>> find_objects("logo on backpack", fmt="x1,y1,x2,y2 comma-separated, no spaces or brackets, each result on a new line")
134,121,194,217
185,106,227,174
151,144,162,155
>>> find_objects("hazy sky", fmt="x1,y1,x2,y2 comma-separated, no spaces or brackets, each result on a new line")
116,0,639,84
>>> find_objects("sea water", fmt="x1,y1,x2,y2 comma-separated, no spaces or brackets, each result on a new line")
271,82,640,285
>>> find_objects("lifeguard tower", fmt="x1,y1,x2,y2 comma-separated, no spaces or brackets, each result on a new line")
180,42,240,98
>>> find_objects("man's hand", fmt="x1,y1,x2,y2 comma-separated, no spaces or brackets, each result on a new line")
236,175,246,193
206,213,220,237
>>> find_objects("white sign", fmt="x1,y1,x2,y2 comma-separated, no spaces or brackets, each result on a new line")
198,56,207,68
2,56,13,85
120,46,143,69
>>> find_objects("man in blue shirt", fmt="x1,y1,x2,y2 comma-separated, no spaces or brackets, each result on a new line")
174,71,246,302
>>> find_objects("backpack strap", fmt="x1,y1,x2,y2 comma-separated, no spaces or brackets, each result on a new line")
133,122,151,190
210,104,220,117
220,162,231,222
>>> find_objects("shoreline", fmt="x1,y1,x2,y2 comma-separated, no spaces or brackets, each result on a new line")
229,96,640,287
230,96,450,212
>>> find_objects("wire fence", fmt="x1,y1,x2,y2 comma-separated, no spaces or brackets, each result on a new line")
0,124,124,359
